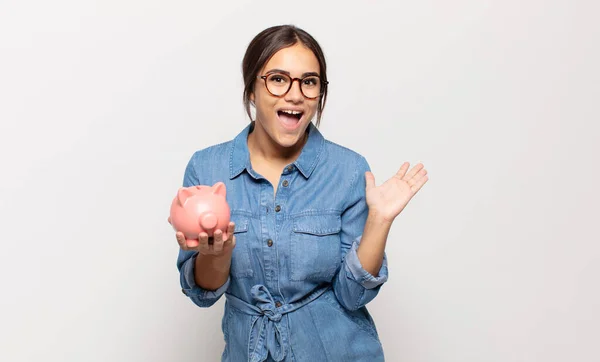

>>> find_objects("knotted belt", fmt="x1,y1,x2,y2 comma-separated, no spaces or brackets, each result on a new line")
225,284,330,362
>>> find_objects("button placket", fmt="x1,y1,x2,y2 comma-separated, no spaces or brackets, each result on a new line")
261,181,278,286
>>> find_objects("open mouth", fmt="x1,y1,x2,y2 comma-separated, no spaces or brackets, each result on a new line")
277,109,304,129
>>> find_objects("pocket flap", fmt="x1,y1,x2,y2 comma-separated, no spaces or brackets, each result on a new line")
293,214,341,235
232,214,249,233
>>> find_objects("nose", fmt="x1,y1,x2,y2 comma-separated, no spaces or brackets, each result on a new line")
284,79,304,103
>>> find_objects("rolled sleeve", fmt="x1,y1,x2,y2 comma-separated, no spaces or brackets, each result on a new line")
179,252,229,307
344,238,388,290
333,236,388,311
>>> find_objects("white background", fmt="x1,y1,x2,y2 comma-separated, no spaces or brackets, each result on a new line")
1,1,599,361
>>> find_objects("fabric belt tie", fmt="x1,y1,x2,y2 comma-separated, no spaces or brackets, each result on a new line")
226,284,330,362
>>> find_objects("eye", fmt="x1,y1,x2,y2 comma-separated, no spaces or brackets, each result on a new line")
302,77,319,87
268,74,289,84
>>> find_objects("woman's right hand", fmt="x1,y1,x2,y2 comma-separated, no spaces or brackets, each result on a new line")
176,222,236,257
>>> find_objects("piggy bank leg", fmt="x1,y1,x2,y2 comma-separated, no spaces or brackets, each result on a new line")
185,238,200,248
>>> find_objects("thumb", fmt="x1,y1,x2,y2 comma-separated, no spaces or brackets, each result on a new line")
365,171,376,191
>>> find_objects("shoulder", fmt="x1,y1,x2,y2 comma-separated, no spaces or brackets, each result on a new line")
315,136,370,204
183,139,235,186
321,138,370,173
187,140,233,167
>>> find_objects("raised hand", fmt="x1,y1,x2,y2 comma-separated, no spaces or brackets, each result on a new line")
365,162,429,223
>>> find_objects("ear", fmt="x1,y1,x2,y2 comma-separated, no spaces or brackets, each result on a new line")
212,182,227,198
176,187,194,206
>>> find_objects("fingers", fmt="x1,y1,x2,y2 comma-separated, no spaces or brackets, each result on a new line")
212,229,225,253
176,232,187,249
176,231,199,250
197,232,210,253
226,221,236,246
407,166,428,192
229,234,236,250
403,162,424,181
176,223,237,255
222,222,236,252
365,171,376,190
408,168,428,184
411,175,429,192
220,221,236,244
394,162,410,179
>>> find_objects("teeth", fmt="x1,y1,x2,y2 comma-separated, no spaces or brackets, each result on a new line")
281,110,302,115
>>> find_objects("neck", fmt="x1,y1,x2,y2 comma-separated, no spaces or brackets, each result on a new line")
247,121,308,165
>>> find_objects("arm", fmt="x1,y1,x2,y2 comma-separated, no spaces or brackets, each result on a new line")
332,156,389,311
356,211,393,276
333,155,429,311
194,252,231,291
176,153,232,308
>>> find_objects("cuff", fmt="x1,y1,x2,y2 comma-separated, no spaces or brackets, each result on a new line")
181,253,230,298
344,238,389,289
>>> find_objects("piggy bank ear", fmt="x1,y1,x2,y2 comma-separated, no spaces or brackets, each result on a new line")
177,187,194,206
212,182,226,198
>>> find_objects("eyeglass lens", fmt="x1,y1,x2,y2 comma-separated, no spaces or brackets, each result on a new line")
265,73,321,98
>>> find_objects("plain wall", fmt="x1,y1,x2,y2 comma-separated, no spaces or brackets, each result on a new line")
1,1,598,361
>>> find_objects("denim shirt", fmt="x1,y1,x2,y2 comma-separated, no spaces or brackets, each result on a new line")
176,122,389,362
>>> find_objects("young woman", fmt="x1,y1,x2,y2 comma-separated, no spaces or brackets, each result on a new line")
175,24,428,362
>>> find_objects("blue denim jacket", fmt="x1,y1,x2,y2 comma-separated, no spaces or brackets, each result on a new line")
177,122,389,361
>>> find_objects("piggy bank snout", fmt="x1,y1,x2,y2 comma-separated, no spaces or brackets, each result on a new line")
200,212,218,230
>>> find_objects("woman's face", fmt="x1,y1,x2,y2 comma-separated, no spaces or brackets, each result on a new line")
250,43,321,149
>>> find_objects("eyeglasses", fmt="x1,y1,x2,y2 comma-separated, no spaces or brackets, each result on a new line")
258,72,328,99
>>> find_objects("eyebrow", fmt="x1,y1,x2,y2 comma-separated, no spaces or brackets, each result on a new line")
265,69,320,78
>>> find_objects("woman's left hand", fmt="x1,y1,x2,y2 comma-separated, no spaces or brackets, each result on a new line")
365,162,429,223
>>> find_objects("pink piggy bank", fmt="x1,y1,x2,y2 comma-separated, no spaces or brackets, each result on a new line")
168,182,231,241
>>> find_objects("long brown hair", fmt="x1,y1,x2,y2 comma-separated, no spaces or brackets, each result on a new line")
242,25,328,127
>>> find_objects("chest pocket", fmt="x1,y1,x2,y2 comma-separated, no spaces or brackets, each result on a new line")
229,214,254,278
290,213,342,281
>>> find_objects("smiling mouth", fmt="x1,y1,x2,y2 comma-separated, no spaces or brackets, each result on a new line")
277,110,304,128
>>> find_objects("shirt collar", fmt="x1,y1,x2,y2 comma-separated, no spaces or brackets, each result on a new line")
229,121,325,180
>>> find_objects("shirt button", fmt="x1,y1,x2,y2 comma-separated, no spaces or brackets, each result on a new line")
275,301,282,308
267,239,273,247
286,165,293,172
275,205,281,212
282,180,289,187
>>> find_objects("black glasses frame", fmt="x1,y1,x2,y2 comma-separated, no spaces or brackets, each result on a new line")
258,72,329,99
